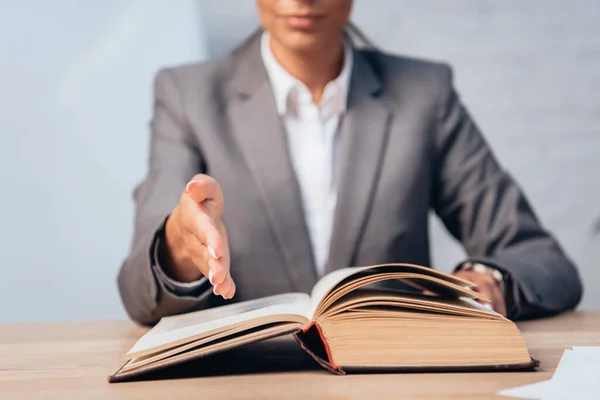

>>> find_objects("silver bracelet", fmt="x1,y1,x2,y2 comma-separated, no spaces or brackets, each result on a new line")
461,262,504,283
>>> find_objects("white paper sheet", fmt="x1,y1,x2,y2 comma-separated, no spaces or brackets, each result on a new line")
498,347,600,400
551,348,600,383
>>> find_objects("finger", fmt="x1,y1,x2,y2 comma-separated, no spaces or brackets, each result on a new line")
207,222,230,285
455,271,488,297
181,236,210,277
186,240,228,285
476,290,493,307
480,288,498,311
178,232,222,282
473,278,492,303
207,257,229,286
213,274,234,298
191,212,226,259
476,288,491,303
185,175,224,215
488,282,507,316
180,185,226,259
477,281,504,315
223,281,236,300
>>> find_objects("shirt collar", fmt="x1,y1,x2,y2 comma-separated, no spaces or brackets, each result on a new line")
260,31,354,117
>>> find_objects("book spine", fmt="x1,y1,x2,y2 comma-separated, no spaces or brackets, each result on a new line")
293,322,345,375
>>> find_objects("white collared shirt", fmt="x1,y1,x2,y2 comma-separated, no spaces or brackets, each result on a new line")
260,32,353,277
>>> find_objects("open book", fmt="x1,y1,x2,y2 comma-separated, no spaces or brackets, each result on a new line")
109,263,537,382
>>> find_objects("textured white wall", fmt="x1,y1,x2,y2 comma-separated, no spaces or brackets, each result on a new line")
201,0,600,309
0,0,208,322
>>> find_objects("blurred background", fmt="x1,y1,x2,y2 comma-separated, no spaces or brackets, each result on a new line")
0,0,598,322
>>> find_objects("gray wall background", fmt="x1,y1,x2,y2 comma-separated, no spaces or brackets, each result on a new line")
202,0,600,309
0,0,597,322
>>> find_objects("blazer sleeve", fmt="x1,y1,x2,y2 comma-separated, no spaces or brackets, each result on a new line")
431,65,583,320
117,69,214,325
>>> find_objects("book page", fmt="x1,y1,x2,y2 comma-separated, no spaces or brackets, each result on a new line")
116,323,298,379
121,321,300,373
309,263,477,319
127,292,310,357
309,267,369,316
322,289,502,320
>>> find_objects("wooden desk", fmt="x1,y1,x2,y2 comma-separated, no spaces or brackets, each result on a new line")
1,312,598,399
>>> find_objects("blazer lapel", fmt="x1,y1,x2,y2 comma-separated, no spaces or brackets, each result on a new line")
325,51,392,273
224,33,318,292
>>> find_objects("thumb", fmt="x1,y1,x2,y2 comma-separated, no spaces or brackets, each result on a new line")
185,175,224,213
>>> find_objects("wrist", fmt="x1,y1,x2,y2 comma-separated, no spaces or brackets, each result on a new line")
459,262,505,294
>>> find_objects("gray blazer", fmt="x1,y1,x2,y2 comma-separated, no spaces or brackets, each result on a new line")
118,32,582,325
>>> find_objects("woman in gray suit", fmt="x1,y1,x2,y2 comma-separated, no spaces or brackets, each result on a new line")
118,0,582,325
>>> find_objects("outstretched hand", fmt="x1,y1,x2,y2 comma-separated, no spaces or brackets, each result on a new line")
159,174,235,299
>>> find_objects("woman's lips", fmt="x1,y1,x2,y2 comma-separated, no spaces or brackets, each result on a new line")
283,14,325,29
